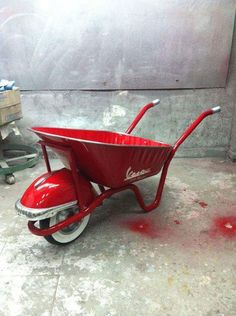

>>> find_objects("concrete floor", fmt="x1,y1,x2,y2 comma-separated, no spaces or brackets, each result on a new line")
0,158,236,316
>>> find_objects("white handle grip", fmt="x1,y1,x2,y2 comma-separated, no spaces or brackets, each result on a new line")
212,106,221,114
152,99,160,106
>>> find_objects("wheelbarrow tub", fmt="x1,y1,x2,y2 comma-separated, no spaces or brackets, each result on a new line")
31,127,173,188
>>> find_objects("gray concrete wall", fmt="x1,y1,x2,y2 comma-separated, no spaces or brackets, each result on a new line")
9,11,236,160
228,15,236,161
16,86,232,158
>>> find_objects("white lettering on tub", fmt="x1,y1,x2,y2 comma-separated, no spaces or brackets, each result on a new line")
124,166,151,181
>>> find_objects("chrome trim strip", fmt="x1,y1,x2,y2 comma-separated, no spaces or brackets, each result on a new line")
15,200,77,221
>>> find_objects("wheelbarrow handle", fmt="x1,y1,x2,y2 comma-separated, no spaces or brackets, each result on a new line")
173,106,221,153
126,99,160,134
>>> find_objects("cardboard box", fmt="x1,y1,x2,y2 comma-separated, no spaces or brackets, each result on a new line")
0,89,21,109
0,103,22,126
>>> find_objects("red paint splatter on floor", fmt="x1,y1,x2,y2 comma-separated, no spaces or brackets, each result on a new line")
174,220,181,225
120,218,159,238
209,216,236,239
198,201,208,208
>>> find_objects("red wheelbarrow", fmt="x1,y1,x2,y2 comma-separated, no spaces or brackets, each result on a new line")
15,100,221,245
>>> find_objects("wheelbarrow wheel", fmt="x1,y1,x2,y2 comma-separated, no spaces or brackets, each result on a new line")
5,174,16,185
39,207,90,245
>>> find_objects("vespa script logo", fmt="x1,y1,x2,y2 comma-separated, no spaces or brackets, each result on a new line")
124,166,151,181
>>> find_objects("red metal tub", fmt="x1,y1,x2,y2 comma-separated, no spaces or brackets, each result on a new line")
31,127,173,188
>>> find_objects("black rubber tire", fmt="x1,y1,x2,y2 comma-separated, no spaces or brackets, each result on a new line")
39,218,69,246
39,210,90,246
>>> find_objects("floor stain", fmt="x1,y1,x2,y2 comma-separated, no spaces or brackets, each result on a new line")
209,216,236,239
174,220,181,225
168,276,174,287
120,218,160,238
198,201,208,208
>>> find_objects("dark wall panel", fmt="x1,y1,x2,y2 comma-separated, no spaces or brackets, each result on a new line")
0,0,235,90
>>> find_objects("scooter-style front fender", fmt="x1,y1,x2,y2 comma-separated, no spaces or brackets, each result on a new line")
16,168,96,220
